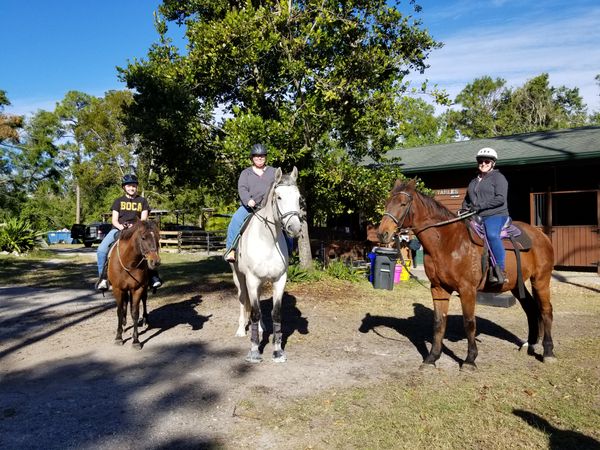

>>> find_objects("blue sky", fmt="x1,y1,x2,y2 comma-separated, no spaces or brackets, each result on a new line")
2,0,600,116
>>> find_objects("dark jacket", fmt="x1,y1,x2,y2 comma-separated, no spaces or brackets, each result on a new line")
462,169,509,217
238,166,276,207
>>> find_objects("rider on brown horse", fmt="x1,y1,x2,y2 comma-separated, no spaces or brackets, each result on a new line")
96,174,162,291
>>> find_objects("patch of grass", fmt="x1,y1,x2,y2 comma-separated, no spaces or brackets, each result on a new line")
249,338,600,449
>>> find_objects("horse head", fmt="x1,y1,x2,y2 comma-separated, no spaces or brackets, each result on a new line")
378,178,417,244
122,220,161,270
273,166,302,238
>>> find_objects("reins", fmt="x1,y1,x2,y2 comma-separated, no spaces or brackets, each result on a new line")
383,190,477,288
383,190,476,235
115,228,158,286
251,182,301,235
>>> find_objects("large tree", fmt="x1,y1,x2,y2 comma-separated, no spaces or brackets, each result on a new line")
450,74,589,139
121,0,443,265
0,91,25,216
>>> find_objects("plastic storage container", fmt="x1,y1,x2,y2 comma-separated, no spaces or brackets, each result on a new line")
372,247,398,290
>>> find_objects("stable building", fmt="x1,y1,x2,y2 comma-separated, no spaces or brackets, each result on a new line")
379,126,600,273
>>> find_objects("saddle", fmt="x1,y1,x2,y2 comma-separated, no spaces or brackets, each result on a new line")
467,217,530,298
467,217,532,251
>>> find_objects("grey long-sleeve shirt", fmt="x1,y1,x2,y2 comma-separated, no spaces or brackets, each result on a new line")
238,166,276,207
462,169,509,217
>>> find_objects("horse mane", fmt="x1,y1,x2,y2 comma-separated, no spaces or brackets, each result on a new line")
119,220,159,241
392,180,455,221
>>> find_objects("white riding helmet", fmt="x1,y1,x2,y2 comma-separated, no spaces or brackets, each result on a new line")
476,147,498,161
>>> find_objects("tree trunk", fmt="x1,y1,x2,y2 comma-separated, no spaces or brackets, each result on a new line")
75,183,81,224
298,220,313,269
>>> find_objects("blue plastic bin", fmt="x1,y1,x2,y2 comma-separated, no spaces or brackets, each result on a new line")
56,231,73,243
46,231,73,244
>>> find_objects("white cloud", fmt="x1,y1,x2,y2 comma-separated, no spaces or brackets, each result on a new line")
410,6,600,113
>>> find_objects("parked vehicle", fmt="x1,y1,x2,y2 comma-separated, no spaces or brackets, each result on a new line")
70,222,112,248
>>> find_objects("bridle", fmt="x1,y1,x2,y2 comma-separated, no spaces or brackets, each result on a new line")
253,182,302,235
116,228,159,279
383,190,475,235
382,191,414,230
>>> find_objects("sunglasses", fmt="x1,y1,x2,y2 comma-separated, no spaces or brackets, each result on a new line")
252,154,266,158
477,159,493,165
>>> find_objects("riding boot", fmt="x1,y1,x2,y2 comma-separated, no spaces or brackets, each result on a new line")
489,265,507,285
96,261,109,291
488,266,499,283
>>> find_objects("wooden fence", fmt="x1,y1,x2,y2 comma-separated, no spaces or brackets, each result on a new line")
159,230,227,254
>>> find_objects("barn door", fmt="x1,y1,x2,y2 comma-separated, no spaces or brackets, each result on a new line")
530,190,600,273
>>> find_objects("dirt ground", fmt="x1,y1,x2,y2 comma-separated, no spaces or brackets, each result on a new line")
1,252,599,449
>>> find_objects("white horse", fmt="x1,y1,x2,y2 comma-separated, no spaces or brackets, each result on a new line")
230,167,303,363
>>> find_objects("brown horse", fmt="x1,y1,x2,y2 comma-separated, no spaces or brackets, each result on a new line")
378,179,556,370
107,220,161,349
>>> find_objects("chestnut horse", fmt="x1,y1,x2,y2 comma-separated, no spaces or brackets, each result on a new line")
107,220,161,349
378,179,556,370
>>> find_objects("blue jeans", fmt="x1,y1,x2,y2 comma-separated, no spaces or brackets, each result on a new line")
482,215,508,270
97,228,119,277
226,206,251,250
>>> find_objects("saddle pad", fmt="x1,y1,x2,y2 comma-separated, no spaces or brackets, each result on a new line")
467,220,532,251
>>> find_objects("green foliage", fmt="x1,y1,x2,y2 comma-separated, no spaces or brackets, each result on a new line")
287,262,322,283
324,260,364,282
450,73,592,139
120,0,444,217
0,217,43,253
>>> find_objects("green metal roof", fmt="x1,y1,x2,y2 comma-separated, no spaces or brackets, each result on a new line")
372,126,600,174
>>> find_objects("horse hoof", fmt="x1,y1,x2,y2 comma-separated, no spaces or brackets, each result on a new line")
419,362,436,371
132,342,142,350
543,356,558,364
272,350,287,363
245,350,262,363
114,338,124,346
460,362,478,372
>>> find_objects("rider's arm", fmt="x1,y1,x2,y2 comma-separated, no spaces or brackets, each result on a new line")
111,210,124,230
140,210,149,221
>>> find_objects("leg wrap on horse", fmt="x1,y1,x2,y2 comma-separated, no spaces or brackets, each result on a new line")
272,321,283,346
250,321,260,347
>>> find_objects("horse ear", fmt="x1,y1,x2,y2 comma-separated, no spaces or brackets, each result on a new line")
291,166,298,181
393,179,403,189
275,167,283,183
407,178,417,190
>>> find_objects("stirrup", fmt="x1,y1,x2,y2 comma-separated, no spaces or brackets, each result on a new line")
225,249,236,262
96,279,109,291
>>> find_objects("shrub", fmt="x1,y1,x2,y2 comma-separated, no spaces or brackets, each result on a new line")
324,260,364,282
287,262,322,283
0,218,44,254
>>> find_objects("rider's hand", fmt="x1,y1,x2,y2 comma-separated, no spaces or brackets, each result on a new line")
248,199,256,208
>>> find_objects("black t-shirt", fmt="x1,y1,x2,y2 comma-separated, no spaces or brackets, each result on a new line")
111,195,150,226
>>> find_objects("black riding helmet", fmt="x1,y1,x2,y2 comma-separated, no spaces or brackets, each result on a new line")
250,143,267,157
122,174,139,186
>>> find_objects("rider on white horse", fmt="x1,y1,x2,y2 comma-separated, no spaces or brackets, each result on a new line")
225,143,276,262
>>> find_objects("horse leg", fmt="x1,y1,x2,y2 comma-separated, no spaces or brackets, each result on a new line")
459,290,478,371
130,290,143,350
232,269,250,336
421,287,450,369
514,287,540,354
245,275,262,363
113,288,126,345
138,290,149,328
531,277,556,362
271,275,287,362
